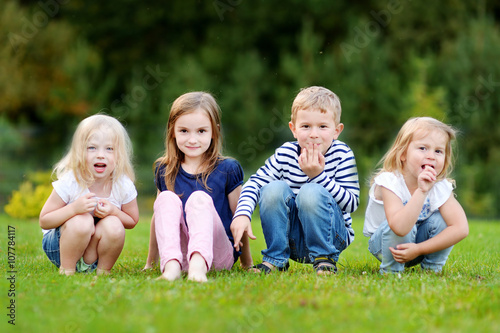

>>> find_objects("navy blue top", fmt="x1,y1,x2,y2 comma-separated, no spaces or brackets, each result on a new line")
155,158,244,247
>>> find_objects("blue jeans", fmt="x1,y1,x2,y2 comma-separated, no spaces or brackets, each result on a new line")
368,211,453,274
259,181,348,268
42,227,98,273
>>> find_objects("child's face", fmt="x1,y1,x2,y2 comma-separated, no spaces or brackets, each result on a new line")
289,108,343,155
174,109,213,164
86,129,116,182
402,129,447,180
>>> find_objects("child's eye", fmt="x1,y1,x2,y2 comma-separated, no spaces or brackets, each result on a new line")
436,149,444,154
419,146,426,151
107,147,114,151
199,129,206,134
87,146,96,151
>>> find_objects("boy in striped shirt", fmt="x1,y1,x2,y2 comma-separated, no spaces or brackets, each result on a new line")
231,86,360,275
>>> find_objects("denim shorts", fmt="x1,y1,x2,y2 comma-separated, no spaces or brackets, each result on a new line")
42,226,98,273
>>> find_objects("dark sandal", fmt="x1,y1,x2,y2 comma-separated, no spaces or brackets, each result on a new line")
250,262,290,274
313,257,337,274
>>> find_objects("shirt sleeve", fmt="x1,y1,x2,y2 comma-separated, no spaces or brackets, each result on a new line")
52,172,81,204
120,176,138,204
224,159,244,195
429,179,454,211
234,148,283,219
374,172,406,202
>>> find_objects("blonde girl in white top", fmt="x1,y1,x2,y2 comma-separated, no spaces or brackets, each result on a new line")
39,114,139,275
364,117,468,274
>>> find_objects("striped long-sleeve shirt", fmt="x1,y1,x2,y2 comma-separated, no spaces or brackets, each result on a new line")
234,140,360,244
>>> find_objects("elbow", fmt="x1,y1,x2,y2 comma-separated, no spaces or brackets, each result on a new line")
126,217,139,229
459,224,469,240
387,220,410,237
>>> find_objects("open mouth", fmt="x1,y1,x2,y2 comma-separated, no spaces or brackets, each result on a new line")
421,164,435,170
94,163,107,173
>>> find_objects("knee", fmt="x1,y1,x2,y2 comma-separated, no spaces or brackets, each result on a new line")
186,191,212,209
296,183,326,210
63,214,94,237
154,191,181,210
99,216,125,242
259,181,291,206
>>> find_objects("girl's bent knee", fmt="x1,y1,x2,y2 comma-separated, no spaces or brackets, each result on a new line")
63,214,94,237
99,216,125,240
154,191,181,210
186,191,212,207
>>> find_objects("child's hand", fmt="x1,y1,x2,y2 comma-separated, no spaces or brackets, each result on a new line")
73,193,98,215
298,143,325,179
230,216,256,252
418,165,437,194
94,199,115,218
389,243,420,263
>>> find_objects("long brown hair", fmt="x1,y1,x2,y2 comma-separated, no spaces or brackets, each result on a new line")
156,92,224,192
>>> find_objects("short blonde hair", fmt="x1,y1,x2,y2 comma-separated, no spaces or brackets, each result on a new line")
291,86,342,124
375,117,456,182
54,114,135,187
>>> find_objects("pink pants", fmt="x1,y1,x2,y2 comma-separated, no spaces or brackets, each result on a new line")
154,190,234,273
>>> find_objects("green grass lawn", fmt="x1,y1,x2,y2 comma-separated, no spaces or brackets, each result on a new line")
1,213,499,333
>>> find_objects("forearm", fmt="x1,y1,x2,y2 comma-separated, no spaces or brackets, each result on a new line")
39,204,78,230
387,189,427,236
113,208,138,229
415,224,468,256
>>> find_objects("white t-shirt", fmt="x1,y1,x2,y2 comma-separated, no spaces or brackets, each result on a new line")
42,172,137,234
363,172,453,237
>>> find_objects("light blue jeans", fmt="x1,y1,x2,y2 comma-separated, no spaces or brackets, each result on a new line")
368,211,453,274
259,181,348,268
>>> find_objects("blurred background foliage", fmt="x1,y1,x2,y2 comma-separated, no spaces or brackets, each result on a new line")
1,0,500,218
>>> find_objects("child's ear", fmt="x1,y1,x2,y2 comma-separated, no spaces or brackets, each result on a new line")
333,123,344,140
289,121,297,138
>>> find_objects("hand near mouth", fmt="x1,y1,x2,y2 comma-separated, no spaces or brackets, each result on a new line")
418,164,437,194
298,143,325,179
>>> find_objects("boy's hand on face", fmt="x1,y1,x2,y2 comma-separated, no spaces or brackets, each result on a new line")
298,143,325,179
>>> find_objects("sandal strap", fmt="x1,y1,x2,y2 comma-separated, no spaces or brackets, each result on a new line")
313,257,337,272
251,263,272,274
250,262,290,274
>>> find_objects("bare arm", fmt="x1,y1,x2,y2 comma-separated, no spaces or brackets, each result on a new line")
39,190,97,229
144,212,159,269
390,194,469,263
383,165,439,236
228,185,254,268
382,186,427,236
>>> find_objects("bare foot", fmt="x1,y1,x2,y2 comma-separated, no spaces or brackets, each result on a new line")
157,260,181,281
59,267,75,276
188,253,208,283
96,268,111,276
